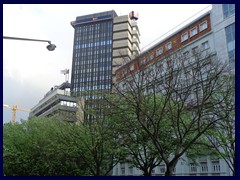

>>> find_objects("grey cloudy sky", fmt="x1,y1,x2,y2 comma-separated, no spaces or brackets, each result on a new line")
3,4,211,124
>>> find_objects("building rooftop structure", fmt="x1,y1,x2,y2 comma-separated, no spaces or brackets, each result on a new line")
29,81,77,122
71,10,118,27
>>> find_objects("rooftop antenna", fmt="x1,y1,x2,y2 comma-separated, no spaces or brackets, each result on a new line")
60,68,69,82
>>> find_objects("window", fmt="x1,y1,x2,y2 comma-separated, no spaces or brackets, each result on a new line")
181,32,188,42
129,167,133,175
200,162,208,172
140,58,146,66
156,47,163,56
149,53,154,60
223,4,235,19
166,42,172,50
159,165,165,173
202,41,209,50
185,70,192,81
122,69,127,76
190,163,197,172
225,23,235,68
129,64,134,71
156,60,163,71
183,51,189,58
212,161,220,172
199,21,207,32
121,167,125,175
120,163,125,175
192,46,199,54
190,27,198,37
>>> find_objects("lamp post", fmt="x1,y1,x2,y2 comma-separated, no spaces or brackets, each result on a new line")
3,36,56,51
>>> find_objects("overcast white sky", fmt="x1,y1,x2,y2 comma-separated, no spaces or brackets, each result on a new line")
3,4,212,124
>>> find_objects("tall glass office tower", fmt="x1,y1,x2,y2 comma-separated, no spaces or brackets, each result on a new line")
70,10,140,119
71,11,117,97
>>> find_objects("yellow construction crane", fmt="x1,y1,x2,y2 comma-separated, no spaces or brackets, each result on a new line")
3,104,31,125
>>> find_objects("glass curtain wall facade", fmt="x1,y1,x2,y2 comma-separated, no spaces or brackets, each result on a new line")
71,11,118,98
222,4,235,19
225,23,235,68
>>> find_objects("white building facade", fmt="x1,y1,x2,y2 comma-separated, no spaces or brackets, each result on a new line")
211,4,235,71
112,4,235,176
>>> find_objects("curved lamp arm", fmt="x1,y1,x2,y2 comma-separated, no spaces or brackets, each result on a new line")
3,36,56,51
3,36,51,44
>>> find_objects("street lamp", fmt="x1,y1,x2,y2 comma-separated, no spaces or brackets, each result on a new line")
3,36,56,51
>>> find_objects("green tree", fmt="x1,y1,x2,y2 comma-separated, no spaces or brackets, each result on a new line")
4,117,89,176
111,50,229,176
206,73,235,175
105,94,162,176
73,98,121,176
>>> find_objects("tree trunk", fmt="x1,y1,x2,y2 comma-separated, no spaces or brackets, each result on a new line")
143,171,152,176
95,166,100,176
233,155,235,176
165,166,174,176
165,160,178,176
232,161,235,176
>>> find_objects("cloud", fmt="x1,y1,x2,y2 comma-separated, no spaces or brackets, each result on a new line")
3,75,45,124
